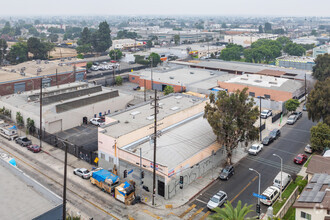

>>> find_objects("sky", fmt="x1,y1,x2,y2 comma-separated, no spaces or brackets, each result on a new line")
2,0,330,17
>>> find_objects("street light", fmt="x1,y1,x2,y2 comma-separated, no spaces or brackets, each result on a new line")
249,168,261,219
273,153,283,201
257,96,264,141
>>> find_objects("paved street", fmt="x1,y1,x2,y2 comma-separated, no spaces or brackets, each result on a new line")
187,112,316,218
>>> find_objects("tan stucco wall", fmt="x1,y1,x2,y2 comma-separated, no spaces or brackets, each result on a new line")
295,207,330,220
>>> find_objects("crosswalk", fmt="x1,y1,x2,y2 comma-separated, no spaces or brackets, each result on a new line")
177,204,211,220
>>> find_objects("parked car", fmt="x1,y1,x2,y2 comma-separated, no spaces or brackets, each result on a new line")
248,143,263,155
133,86,141,91
260,186,280,205
90,118,105,126
262,136,274,146
294,154,308,165
303,104,307,111
73,168,92,179
219,165,234,180
93,61,99,66
91,65,99,71
207,190,228,210
304,144,313,154
273,171,291,190
292,111,302,120
27,144,41,153
15,136,32,147
260,109,272,119
269,128,281,140
286,114,298,125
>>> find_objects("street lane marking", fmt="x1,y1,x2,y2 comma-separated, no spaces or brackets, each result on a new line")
188,207,204,220
142,210,162,219
245,156,301,173
179,204,196,218
200,211,211,220
0,144,120,220
196,198,208,204
230,175,258,203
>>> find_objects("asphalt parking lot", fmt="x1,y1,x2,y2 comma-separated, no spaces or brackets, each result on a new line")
55,124,98,152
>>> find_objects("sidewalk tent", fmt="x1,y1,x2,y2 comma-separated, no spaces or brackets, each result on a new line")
9,125,17,130
92,169,119,184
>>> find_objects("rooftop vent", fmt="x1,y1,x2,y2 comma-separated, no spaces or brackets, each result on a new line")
146,116,154,120
210,72,215,75
254,80,262,83
169,76,174,79
175,96,182,99
125,120,129,124
240,78,248,80
37,67,42,72
190,72,194,74
171,106,180,111
130,111,141,116
269,82,278,85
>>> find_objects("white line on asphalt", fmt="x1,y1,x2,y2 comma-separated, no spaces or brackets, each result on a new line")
196,199,208,204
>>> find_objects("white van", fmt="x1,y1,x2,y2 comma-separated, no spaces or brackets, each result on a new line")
273,171,291,190
260,186,280,205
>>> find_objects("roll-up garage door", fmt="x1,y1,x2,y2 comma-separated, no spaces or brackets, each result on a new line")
48,119,62,133
14,82,26,93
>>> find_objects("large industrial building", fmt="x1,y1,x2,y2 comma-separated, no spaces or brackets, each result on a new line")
0,153,62,219
98,94,224,199
0,59,86,96
276,56,315,71
0,82,133,133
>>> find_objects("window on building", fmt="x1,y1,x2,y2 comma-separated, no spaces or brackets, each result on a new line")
301,211,311,220
131,77,135,80
101,153,105,159
264,94,271,99
249,92,255,97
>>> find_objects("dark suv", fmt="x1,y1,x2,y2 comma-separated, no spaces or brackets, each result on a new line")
15,136,32,147
219,165,234,180
262,136,274,146
269,129,281,140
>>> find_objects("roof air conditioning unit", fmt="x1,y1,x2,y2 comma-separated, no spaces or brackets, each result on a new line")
170,76,174,79
190,72,194,74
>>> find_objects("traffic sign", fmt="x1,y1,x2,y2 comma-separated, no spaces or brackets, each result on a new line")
253,193,267,200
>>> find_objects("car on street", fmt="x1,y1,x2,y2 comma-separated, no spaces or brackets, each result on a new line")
15,136,32,147
269,128,281,140
294,154,308,164
286,114,298,125
207,190,228,210
219,165,234,180
93,62,99,66
260,186,280,205
248,143,263,155
260,109,272,119
90,118,105,126
292,111,302,120
73,168,92,179
27,144,41,153
303,104,307,111
133,86,141,91
304,144,313,154
262,136,274,146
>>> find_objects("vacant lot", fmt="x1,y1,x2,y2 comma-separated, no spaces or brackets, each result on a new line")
50,47,77,59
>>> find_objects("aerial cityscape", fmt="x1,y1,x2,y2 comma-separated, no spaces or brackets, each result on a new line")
0,0,329,220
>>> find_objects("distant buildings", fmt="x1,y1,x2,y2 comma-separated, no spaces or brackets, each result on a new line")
313,44,330,58
224,34,278,47
111,39,145,50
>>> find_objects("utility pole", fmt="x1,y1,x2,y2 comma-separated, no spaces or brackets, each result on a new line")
56,69,58,87
144,79,146,102
62,140,68,220
112,68,115,87
152,88,159,206
304,73,307,101
259,96,262,141
140,148,143,198
39,78,43,148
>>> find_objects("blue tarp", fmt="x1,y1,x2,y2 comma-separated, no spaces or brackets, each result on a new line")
9,158,16,166
9,125,17,130
92,169,119,183
123,181,130,188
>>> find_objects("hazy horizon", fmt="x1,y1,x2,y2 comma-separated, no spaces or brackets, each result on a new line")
3,0,330,17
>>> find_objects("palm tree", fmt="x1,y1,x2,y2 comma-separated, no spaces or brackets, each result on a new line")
209,200,256,220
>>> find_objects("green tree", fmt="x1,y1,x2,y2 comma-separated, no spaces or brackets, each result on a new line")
109,49,123,60
311,30,318,36
16,112,24,127
92,21,112,53
220,44,243,61
204,88,259,164
86,62,93,69
284,42,306,56
77,53,84,59
209,200,255,220
276,36,292,47
26,118,35,135
48,27,65,34
28,27,40,37
48,33,59,43
312,53,330,81
285,99,300,112
7,41,28,64
272,28,285,35
27,37,53,60
258,25,263,33
310,122,330,152
164,85,174,95
0,39,8,65
146,40,153,48
174,34,180,45
221,23,227,28
307,78,330,125
264,22,272,33
116,30,138,39
14,26,21,36
2,21,11,35
149,52,161,67
76,44,92,54
78,27,91,45
115,76,123,85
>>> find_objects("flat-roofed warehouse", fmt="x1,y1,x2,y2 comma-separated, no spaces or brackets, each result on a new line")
0,82,133,134
0,154,62,219
98,94,224,199
0,59,86,96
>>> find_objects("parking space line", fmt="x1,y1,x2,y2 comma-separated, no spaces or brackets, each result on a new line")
200,211,211,220
188,207,204,220
142,210,162,219
195,198,207,204
230,175,258,203
179,204,196,218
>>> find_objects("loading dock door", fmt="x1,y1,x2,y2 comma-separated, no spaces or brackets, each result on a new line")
158,180,165,197
14,82,26,93
48,119,62,133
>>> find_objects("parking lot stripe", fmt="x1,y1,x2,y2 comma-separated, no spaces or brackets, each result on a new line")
230,175,258,203
142,210,162,219
179,204,196,218
195,198,207,204
200,211,211,220
188,207,204,220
